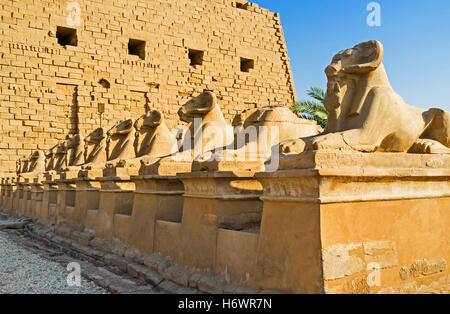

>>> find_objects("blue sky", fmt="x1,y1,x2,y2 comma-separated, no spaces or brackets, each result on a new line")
254,0,450,112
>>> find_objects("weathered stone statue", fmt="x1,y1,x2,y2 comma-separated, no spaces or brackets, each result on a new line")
232,105,322,158
105,119,136,168
197,105,323,169
53,142,67,172
118,110,178,168
27,150,45,173
16,156,29,175
281,40,450,155
44,145,58,172
139,91,234,175
81,128,107,170
175,91,234,161
65,134,85,170
16,150,45,175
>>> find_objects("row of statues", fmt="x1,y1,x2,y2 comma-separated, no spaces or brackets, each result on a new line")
16,92,322,175
16,40,450,176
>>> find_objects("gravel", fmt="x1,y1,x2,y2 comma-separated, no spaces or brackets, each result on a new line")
0,230,108,294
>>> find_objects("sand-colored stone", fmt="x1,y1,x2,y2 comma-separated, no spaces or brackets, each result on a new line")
82,128,107,170
1,40,449,294
106,119,136,166
0,0,295,175
280,40,450,155
254,151,450,293
117,110,178,169
65,134,85,169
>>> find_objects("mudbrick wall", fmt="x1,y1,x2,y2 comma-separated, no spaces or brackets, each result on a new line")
0,0,296,175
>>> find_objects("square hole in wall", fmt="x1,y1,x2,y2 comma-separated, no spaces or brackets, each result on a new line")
56,26,78,46
240,58,254,72
236,2,249,10
128,39,146,60
189,49,204,66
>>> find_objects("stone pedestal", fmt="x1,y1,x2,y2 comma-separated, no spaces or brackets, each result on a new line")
7,178,17,213
40,172,61,225
95,173,135,240
123,158,191,257
254,151,450,294
30,181,44,218
14,176,27,214
69,178,101,232
0,178,6,206
0,177,12,207
177,165,263,271
29,174,45,219
54,169,84,227
118,174,185,255
75,169,103,234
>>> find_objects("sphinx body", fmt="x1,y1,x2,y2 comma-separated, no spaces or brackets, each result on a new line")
281,40,450,155
52,141,68,172
105,119,136,168
175,91,234,161
229,105,322,160
143,91,234,169
118,110,178,168
81,128,107,170
16,150,45,175
16,156,29,175
27,150,45,173
44,145,59,172
64,134,85,170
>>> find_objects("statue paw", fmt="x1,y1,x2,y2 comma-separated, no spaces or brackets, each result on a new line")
311,133,349,151
279,138,308,155
410,139,450,154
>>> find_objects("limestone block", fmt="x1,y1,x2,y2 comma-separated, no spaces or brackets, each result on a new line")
322,243,366,281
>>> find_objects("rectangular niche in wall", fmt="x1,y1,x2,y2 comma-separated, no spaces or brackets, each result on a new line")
236,2,249,10
240,57,254,73
128,39,146,60
189,49,204,66
56,26,78,46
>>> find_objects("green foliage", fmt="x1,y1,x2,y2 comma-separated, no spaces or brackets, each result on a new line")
292,87,328,128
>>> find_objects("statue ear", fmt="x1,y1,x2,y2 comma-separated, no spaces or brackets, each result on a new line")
186,91,217,114
343,40,383,74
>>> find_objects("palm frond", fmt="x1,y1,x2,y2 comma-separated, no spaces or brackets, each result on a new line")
291,86,329,128
307,87,326,103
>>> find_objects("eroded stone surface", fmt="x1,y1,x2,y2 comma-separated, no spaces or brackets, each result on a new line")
280,40,450,155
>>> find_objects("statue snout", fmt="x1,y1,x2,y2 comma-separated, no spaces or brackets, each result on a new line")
325,65,339,77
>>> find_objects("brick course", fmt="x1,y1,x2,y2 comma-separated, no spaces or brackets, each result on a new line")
0,0,296,175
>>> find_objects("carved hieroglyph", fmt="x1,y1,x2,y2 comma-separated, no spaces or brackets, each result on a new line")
281,40,450,155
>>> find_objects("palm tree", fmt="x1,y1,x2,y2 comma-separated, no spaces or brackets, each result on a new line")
292,87,328,128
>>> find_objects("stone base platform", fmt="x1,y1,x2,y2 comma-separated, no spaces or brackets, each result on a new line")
253,151,450,293
1,151,449,293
